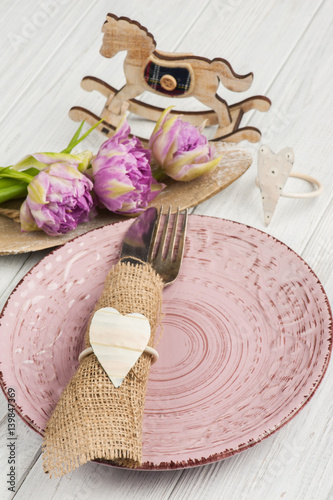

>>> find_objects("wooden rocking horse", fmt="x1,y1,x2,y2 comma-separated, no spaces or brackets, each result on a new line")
69,13,271,144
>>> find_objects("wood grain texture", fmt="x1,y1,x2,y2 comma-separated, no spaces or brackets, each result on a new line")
0,0,332,499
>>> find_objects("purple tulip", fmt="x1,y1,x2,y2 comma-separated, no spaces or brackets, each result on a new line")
149,106,222,182
91,117,164,214
20,161,95,236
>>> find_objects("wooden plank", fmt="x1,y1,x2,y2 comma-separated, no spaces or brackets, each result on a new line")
194,0,333,261
0,0,319,158
0,421,42,498
182,1,333,499
0,1,331,499
13,455,183,500
0,1,97,119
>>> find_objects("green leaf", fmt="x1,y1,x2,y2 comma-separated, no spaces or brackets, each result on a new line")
62,121,85,154
61,119,104,154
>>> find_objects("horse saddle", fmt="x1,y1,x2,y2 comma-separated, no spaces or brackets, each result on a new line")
143,55,194,96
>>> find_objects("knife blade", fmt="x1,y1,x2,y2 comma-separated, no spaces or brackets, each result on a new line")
120,207,158,265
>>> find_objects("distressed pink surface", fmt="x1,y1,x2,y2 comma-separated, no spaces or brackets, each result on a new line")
0,216,331,470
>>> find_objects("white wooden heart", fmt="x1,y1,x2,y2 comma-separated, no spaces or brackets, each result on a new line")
257,145,294,225
89,307,151,388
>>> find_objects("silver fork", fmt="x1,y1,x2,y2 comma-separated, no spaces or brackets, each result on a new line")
148,206,188,286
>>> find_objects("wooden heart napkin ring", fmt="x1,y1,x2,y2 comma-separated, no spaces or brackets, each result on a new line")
78,345,159,364
256,145,322,226
78,307,159,388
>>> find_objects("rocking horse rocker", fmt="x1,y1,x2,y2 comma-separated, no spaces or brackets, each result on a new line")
69,13,271,144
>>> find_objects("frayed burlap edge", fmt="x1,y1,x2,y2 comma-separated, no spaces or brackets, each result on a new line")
42,261,163,477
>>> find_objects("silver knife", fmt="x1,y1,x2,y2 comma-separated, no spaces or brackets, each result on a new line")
120,207,158,265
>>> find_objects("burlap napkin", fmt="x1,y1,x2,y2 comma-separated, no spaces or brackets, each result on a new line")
42,260,163,477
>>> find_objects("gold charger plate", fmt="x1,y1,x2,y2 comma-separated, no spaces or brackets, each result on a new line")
0,143,252,255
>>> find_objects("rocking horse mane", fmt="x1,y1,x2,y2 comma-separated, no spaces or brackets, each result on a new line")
104,13,157,48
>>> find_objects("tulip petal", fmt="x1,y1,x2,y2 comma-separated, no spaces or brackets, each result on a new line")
27,173,49,204
113,114,131,142
152,116,180,168
12,155,46,172
147,180,166,202
105,179,136,199
76,151,93,172
171,155,223,182
20,200,39,232
32,152,78,165
197,119,208,134
149,106,174,147
165,148,205,178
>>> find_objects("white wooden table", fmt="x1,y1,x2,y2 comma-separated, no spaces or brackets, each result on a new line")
0,1,332,499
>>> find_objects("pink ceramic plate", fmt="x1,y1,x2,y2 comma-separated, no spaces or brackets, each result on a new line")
0,216,331,469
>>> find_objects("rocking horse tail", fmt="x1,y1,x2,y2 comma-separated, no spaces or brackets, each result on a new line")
211,58,253,92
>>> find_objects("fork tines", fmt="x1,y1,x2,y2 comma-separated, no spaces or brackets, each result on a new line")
148,206,188,285
151,206,187,260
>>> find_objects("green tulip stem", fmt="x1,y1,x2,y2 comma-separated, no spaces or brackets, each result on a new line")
0,183,28,204
0,178,20,190
0,167,35,183
0,167,40,204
